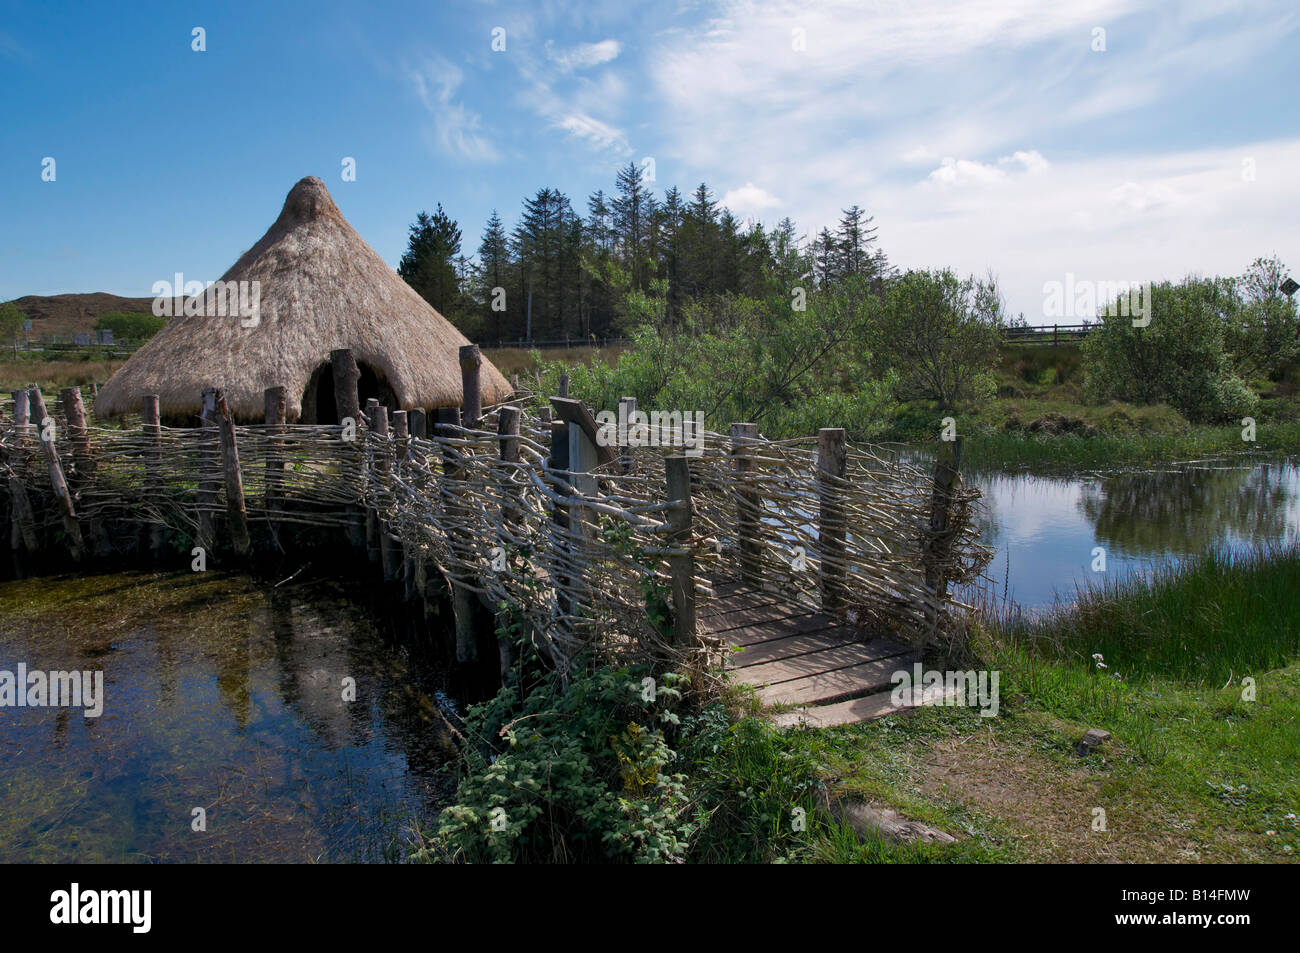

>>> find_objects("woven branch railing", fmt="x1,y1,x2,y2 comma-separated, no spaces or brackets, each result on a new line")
0,393,990,672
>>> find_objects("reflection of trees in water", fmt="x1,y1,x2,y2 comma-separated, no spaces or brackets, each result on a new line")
1080,462,1296,556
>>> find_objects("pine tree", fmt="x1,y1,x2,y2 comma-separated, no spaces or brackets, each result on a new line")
398,205,463,315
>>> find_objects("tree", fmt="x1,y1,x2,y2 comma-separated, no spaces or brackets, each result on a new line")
870,269,1004,411
835,205,879,278
398,205,463,316
94,311,165,343
1226,255,1299,379
1082,277,1257,422
0,302,26,357
476,210,511,340
611,162,652,290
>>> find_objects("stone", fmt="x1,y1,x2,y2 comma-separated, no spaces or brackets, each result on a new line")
1075,727,1112,756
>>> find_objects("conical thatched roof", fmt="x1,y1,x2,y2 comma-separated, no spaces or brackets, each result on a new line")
97,176,511,422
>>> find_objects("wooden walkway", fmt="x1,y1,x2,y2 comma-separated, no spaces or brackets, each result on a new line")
702,581,921,728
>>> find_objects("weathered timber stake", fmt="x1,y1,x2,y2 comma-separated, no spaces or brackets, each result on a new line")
364,398,382,561
618,396,636,473
29,386,83,559
436,407,477,663
549,417,571,625
665,455,698,649
817,427,848,613
372,406,400,581
558,374,570,398
498,406,521,526
731,422,762,584
459,344,482,428
142,395,164,555
409,408,428,439
59,387,92,486
924,436,963,607
214,389,251,554
495,405,522,680
264,386,286,544
330,348,361,424
6,391,38,553
197,388,220,552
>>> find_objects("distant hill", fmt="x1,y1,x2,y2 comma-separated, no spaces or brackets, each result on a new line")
3,292,156,340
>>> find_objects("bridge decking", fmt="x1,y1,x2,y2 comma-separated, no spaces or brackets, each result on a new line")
702,581,920,727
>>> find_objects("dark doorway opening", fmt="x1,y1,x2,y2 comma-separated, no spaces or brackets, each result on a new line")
300,361,397,424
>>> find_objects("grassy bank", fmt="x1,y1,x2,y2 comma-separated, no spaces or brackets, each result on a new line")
421,549,1300,863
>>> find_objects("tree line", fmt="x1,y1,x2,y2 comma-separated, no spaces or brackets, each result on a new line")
396,162,891,343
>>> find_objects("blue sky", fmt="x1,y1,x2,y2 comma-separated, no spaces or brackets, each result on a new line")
2,0,1298,320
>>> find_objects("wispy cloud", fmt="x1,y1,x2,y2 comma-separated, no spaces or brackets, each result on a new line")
406,55,499,162
547,39,622,71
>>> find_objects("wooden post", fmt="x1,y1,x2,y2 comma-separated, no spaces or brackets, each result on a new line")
59,387,92,489
731,422,761,584
214,389,251,554
924,437,963,606
665,455,697,649
459,344,482,428
142,395,163,556
437,407,477,662
333,349,367,548
330,348,361,424
549,416,571,626
409,408,428,439
496,405,521,680
264,385,286,544
29,386,83,560
618,396,636,473
372,405,400,581
198,387,220,553
817,427,848,613
5,391,38,554
558,374,570,399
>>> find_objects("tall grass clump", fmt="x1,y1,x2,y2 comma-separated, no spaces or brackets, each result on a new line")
989,547,1300,684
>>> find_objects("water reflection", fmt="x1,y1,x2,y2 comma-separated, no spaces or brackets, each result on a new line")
967,456,1300,608
0,571,457,863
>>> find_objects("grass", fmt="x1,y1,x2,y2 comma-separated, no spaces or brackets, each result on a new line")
482,345,627,382
0,355,123,395
755,547,1300,863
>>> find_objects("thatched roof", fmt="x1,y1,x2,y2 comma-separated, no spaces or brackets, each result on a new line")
97,176,511,421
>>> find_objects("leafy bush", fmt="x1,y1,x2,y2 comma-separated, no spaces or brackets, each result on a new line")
1082,278,1258,422
94,311,165,342
532,283,896,439
418,639,831,864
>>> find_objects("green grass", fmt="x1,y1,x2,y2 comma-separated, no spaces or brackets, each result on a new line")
756,547,1300,863
992,547,1300,683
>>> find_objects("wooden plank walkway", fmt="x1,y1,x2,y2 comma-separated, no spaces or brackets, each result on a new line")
702,581,921,728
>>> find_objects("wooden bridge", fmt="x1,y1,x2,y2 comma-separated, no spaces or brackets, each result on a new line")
0,347,987,726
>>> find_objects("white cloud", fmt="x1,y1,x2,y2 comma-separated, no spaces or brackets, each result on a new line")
925,150,1049,188
548,39,622,71
556,113,630,151
406,56,499,162
720,183,782,216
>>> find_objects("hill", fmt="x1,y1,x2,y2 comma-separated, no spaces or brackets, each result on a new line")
2,292,156,340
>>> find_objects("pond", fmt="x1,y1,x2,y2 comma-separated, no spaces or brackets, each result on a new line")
968,455,1300,609
0,571,458,863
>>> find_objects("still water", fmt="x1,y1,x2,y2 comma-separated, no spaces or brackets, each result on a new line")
969,455,1300,608
0,571,458,863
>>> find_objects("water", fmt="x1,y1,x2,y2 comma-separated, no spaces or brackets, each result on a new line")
970,455,1300,608
0,571,459,863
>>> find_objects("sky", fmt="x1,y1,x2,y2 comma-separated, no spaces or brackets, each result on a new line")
2,0,1298,321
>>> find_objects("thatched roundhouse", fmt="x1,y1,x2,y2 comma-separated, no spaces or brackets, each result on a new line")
97,176,511,423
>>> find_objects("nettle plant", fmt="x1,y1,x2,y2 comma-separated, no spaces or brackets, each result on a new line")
425,653,693,864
